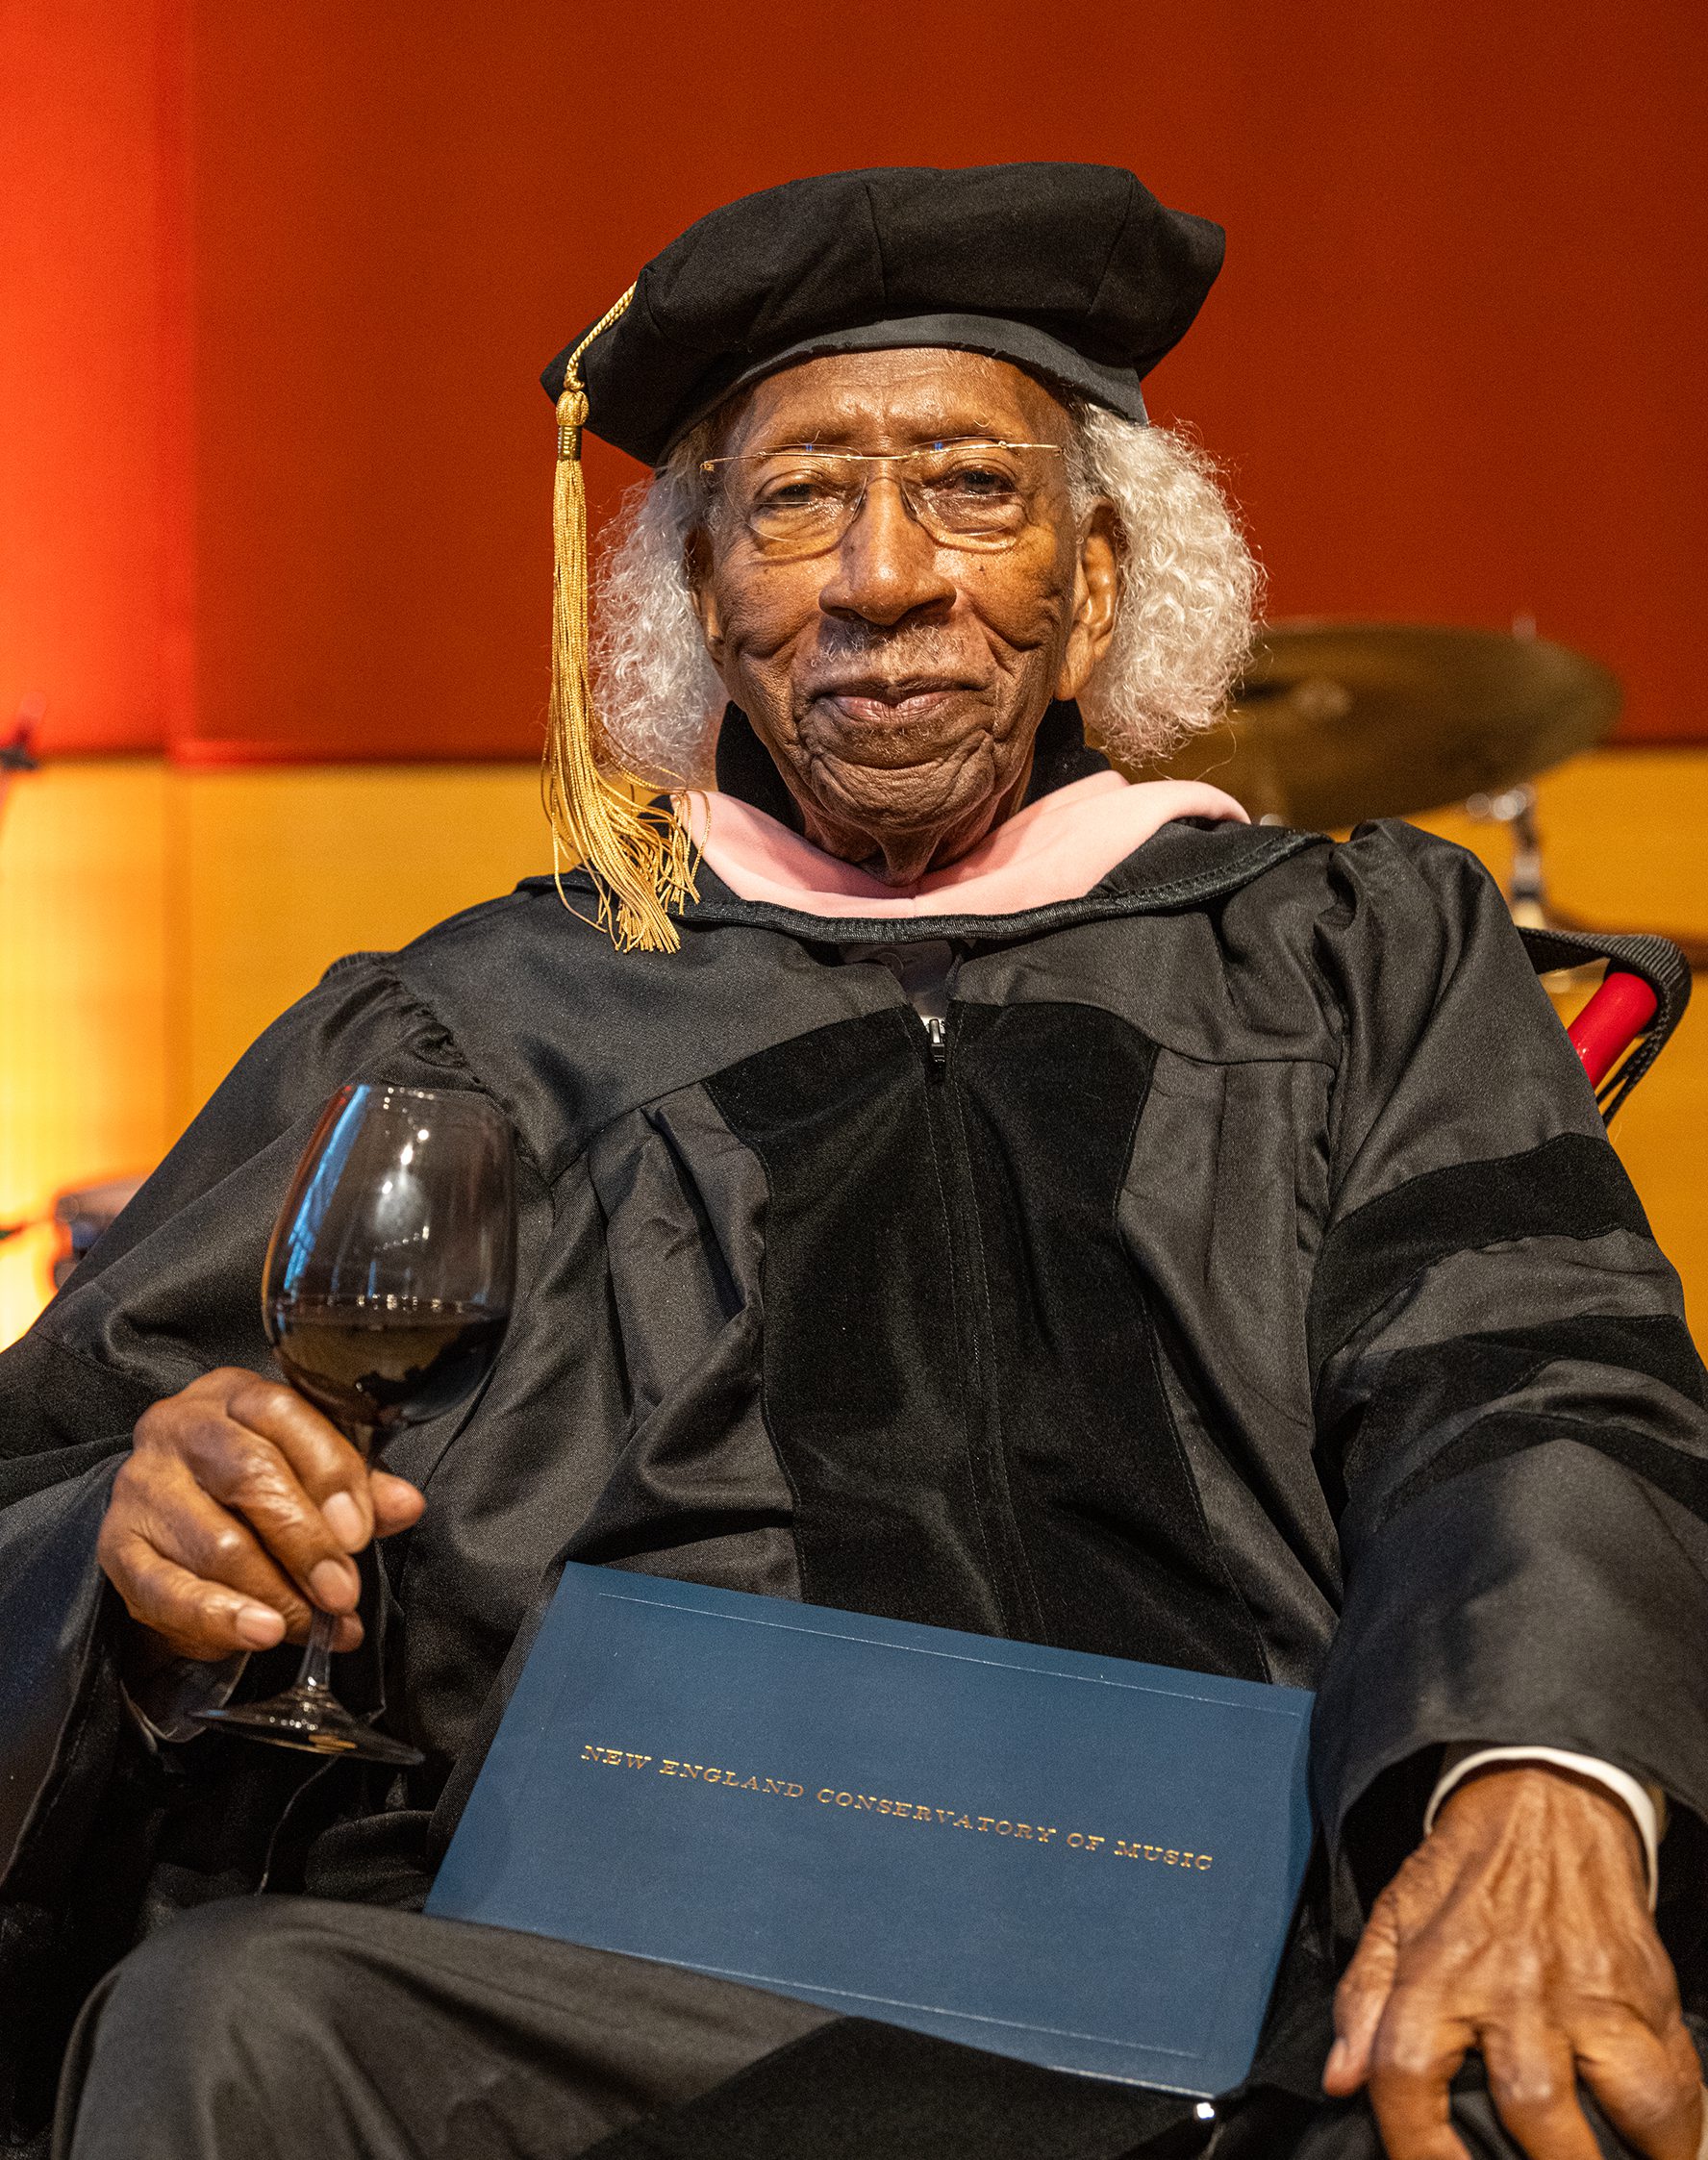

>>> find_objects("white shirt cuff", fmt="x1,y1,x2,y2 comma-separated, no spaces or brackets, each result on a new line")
1425,1745,1666,1908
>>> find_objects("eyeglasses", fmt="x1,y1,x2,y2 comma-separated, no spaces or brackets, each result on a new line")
698,440,1066,558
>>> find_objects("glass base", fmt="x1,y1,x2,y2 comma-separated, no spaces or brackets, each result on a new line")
194,1688,423,1766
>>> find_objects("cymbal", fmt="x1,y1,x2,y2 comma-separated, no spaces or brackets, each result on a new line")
1144,621,1621,830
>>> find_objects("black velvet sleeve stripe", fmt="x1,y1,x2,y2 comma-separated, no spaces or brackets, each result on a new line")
1309,1133,1655,1377
1481,1313,1706,1406
1369,1409,1708,1539
1329,1312,1707,1499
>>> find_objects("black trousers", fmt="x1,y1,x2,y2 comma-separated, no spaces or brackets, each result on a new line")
55,1897,1642,2160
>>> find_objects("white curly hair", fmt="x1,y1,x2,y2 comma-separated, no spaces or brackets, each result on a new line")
590,393,1260,785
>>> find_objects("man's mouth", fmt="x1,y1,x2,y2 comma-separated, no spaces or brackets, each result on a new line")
812,677,981,725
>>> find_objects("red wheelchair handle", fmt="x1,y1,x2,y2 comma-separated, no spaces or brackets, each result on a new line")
1568,970,1660,1090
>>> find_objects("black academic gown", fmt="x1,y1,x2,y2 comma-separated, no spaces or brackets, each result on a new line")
4,720,1707,2152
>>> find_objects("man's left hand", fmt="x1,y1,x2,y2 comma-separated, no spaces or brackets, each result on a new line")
1323,1764,1702,2160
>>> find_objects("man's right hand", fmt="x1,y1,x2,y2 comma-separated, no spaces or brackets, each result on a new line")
97,1369,426,1663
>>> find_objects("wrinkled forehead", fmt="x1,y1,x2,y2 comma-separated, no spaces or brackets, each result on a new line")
706,348,1077,461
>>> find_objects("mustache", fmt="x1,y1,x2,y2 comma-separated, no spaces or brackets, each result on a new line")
812,622,972,663
805,628,989,692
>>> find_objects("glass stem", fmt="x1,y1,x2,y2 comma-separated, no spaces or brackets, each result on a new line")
292,1422,372,1701
295,1605,339,1697
291,1421,372,1701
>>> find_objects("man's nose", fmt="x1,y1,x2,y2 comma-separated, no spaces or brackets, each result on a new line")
817,476,958,626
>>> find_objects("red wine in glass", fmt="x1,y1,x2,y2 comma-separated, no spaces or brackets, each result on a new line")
194,1082,516,1763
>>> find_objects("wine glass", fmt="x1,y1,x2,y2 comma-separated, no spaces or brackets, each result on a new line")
194,1082,516,1763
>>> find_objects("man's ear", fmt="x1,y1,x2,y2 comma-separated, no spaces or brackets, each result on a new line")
1055,502,1120,703
687,531,725,666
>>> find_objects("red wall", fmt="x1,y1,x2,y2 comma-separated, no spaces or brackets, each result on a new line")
7,0,1704,760
0,0,188,754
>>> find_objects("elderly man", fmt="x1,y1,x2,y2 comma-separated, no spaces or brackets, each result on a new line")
2,164,1705,2160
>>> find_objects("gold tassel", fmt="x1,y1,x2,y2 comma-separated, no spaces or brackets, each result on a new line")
542,282,699,953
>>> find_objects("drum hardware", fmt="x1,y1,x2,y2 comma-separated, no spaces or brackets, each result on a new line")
1146,621,1622,833
0,692,43,851
0,1181,150,1286
50,1178,146,1290
1464,785,1602,1007
1466,783,1547,927
1142,622,1705,973
1464,778,1708,974
0,699,46,1261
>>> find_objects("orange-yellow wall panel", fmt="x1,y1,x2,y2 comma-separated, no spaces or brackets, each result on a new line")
0,761,172,1340
177,764,547,1112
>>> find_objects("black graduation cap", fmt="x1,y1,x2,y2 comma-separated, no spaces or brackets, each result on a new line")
542,163,1225,465
538,163,1224,956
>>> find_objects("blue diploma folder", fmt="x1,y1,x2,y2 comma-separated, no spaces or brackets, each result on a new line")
427,1564,1315,2095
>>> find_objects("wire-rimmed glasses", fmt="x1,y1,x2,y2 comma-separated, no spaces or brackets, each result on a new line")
699,439,1067,559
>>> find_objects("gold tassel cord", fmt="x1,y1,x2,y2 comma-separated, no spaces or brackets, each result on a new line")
542,282,699,953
